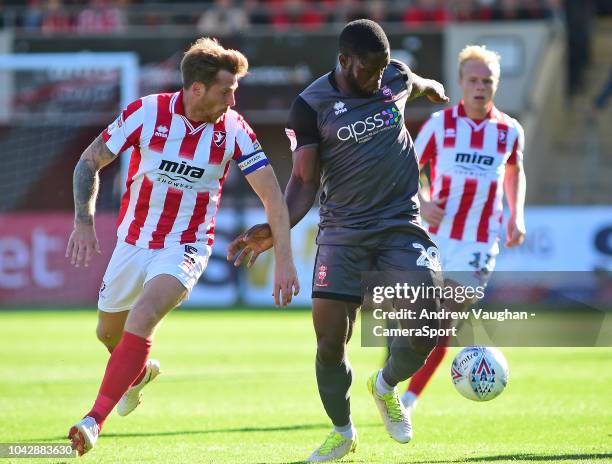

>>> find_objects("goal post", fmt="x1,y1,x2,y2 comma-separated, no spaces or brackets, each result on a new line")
0,52,139,122
0,52,139,208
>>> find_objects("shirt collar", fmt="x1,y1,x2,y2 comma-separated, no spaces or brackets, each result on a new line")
171,89,211,131
172,90,187,116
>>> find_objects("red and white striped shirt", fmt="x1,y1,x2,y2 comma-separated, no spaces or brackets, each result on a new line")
102,90,269,249
415,101,525,244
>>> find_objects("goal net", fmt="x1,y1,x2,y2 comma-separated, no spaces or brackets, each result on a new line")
0,52,138,213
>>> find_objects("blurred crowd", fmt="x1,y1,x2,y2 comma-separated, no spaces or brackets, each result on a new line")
0,0,564,34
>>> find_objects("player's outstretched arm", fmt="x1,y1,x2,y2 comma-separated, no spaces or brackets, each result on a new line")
409,73,450,104
504,160,527,248
227,146,320,268
65,135,118,268
243,165,300,307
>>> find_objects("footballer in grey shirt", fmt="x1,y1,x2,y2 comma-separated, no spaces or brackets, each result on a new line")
229,20,449,461
286,58,426,247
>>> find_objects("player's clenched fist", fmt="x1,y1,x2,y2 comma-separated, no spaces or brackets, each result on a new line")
65,224,101,268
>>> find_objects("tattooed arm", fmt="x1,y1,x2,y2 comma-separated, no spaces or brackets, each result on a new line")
65,135,118,267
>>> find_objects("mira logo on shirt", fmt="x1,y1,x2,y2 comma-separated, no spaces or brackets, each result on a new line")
455,152,494,169
158,160,204,183
336,106,401,143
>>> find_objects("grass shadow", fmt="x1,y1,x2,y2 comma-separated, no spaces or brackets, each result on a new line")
35,422,331,441
410,452,612,463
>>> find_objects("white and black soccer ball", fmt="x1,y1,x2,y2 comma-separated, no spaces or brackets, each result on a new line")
451,346,509,401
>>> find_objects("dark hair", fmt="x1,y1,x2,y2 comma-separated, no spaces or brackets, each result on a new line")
181,37,248,89
339,19,389,59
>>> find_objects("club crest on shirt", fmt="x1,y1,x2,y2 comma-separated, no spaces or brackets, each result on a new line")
213,130,226,147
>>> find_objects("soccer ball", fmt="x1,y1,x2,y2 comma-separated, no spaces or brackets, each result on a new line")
451,346,509,401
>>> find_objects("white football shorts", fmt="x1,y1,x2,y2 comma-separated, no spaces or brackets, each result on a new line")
431,234,499,288
98,241,211,313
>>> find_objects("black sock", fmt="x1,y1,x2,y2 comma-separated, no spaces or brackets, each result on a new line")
382,341,429,387
315,355,353,427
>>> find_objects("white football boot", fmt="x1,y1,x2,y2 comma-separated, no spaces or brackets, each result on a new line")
306,430,358,462
68,416,99,457
367,370,413,444
116,358,161,416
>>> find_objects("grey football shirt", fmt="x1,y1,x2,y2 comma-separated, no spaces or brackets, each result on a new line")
286,59,429,246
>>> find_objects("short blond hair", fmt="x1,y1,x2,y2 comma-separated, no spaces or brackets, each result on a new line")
181,37,249,89
458,45,501,79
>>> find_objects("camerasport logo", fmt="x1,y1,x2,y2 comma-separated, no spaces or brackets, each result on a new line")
336,106,401,143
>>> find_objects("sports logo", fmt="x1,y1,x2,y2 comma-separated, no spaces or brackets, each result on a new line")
413,243,441,272
451,365,463,382
455,152,495,172
183,245,198,272
498,129,508,144
213,130,226,147
381,86,393,98
155,125,169,138
99,281,106,296
334,101,347,115
336,106,401,143
469,355,497,399
315,264,329,287
157,160,204,189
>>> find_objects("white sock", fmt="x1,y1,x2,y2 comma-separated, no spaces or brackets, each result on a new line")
333,421,355,440
402,390,418,408
376,369,394,394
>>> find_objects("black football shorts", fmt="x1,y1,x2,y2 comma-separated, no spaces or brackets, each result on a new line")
311,234,442,303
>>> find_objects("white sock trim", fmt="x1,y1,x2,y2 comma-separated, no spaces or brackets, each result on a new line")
376,369,394,394
402,390,418,405
333,422,355,439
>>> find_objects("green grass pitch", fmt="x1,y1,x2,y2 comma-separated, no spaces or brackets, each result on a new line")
0,309,611,464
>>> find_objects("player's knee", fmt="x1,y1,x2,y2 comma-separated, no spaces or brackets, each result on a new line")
96,325,121,351
316,339,346,366
128,298,172,334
